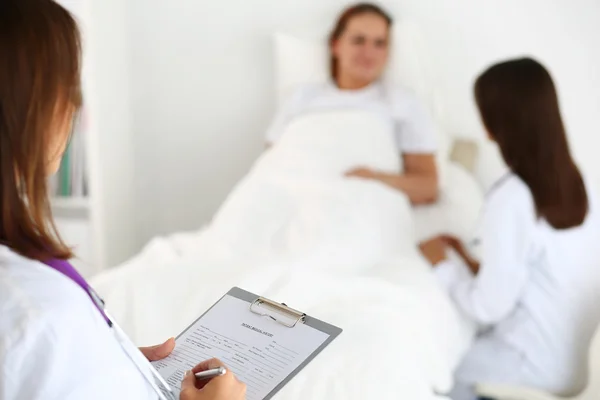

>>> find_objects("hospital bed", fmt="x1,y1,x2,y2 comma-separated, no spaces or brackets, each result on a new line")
91,22,508,400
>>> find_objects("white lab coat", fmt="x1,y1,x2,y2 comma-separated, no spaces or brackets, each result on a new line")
435,174,600,399
0,246,157,400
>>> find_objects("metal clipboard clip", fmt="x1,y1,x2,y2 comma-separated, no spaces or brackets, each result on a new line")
250,296,306,328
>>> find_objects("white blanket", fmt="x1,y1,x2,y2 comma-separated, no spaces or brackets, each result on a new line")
92,110,482,399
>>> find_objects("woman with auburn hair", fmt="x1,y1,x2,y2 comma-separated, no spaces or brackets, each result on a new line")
0,1,244,399
420,58,600,399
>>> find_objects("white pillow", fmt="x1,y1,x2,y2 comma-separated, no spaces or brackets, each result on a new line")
273,32,329,106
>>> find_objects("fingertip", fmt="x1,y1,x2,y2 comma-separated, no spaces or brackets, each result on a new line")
166,337,176,348
190,357,227,374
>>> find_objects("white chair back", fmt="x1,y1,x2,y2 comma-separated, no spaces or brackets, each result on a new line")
476,323,600,400
579,323,600,399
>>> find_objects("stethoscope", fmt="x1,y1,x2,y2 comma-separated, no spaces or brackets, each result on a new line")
88,287,177,400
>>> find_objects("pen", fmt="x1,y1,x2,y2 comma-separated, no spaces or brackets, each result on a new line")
194,366,227,381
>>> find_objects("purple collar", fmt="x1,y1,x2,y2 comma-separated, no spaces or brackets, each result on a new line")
44,258,110,325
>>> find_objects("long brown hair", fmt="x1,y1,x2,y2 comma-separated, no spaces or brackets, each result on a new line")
0,0,82,261
475,58,588,229
328,3,393,80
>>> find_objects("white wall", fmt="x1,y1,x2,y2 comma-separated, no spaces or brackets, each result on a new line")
127,0,600,250
87,0,136,267
57,0,136,269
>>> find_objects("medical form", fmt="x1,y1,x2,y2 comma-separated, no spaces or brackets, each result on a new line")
152,288,342,400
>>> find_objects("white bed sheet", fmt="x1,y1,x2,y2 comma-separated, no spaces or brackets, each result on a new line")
92,111,482,399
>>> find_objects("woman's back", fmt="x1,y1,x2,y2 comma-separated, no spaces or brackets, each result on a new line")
468,175,600,394
525,182,600,390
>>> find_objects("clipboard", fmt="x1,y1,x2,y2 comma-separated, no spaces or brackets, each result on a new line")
154,287,343,400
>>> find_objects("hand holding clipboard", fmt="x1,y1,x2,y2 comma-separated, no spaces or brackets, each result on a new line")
153,287,343,400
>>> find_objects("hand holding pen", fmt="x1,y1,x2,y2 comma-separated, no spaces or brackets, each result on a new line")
180,358,246,400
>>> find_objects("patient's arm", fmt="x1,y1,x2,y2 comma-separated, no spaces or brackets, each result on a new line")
394,153,439,204
346,154,439,204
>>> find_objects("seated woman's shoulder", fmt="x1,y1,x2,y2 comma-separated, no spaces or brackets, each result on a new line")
383,83,419,99
293,82,329,97
488,174,534,209
381,84,429,112
384,83,414,94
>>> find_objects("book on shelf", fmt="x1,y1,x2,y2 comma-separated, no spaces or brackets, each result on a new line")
49,108,89,199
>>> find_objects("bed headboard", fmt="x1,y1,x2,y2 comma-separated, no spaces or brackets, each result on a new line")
450,139,479,173
450,138,509,192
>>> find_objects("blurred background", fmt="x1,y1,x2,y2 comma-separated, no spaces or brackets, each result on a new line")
53,0,600,275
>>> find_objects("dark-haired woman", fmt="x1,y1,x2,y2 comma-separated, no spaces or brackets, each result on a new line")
420,58,600,399
266,3,440,204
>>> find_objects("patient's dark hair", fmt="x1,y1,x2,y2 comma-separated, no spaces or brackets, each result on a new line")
475,57,588,229
0,0,81,261
329,3,393,80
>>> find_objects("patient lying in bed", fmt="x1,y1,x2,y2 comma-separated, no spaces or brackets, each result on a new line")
219,10,481,261
258,83,480,250
266,3,440,206
265,82,440,206
210,99,482,269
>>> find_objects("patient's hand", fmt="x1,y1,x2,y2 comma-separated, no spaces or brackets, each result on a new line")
440,235,480,274
345,167,379,180
419,237,448,266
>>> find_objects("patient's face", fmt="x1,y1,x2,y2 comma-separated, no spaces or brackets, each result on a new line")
334,13,390,84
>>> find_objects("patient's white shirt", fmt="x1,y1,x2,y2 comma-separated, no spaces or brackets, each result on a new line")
265,81,437,154
0,246,156,399
435,174,600,399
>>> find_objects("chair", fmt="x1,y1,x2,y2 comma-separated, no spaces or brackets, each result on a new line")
475,326,600,400
476,327,600,400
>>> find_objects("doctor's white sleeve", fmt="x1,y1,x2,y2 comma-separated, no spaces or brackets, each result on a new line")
435,188,534,326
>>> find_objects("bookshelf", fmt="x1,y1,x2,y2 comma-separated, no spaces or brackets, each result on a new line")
51,197,90,222
54,0,136,277
52,197,90,211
